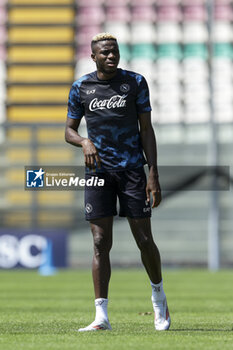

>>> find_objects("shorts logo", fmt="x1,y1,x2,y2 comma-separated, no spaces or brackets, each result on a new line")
120,83,130,93
143,200,151,213
85,203,93,214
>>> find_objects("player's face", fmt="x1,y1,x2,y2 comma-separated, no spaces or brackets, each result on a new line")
91,40,120,76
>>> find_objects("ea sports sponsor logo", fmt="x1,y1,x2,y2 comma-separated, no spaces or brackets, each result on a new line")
89,94,127,112
85,203,93,214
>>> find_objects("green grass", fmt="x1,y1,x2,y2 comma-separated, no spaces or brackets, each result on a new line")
0,269,233,350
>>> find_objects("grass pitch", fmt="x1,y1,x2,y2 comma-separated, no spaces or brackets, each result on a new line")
0,269,232,350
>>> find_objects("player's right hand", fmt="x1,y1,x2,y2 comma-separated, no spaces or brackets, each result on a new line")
81,139,101,170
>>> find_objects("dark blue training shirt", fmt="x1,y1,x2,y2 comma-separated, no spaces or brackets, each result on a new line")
67,68,152,171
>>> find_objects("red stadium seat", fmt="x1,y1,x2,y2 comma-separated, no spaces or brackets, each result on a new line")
215,0,231,4
157,5,182,22
76,44,92,59
214,5,233,21
76,25,102,45
0,45,6,60
131,5,156,22
105,6,131,22
0,25,7,43
0,5,7,25
183,5,207,21
76,6,105,26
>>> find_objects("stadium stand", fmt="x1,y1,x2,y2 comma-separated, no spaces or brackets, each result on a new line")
2,0,78,228
0,1,7,128
73,0,233,267
213,1,233,123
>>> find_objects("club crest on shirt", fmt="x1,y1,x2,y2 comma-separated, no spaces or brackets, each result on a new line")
120,83,130,93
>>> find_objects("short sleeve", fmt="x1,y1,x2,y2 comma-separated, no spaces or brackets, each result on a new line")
135,75,152,113
67,83,84,120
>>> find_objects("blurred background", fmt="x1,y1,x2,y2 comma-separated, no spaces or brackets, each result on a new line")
0,0,232,271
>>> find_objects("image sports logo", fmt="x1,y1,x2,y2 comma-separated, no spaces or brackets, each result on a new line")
26,168,45,188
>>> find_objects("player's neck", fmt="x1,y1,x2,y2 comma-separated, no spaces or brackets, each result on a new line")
97,70,118,81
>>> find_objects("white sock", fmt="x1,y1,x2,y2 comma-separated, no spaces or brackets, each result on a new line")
95,298,109,322
150,279,166,305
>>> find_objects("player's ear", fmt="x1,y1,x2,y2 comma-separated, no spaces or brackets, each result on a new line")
91,53,96,62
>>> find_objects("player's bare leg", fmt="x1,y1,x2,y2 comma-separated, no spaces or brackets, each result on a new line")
128,217,161,283
128,217,171,331
91,216,113,299
78,216,113,332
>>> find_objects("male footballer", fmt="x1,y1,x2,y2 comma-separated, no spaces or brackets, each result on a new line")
65,33,171,331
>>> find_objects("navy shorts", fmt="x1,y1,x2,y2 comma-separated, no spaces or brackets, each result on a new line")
84,167,151,221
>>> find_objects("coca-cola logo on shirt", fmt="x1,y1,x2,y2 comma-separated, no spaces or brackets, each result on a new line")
89,94,127,112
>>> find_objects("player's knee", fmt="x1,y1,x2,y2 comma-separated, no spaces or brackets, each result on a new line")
93,234,112,256
137,236,153,253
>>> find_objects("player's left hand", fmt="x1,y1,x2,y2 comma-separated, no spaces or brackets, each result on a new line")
146,175,162,208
